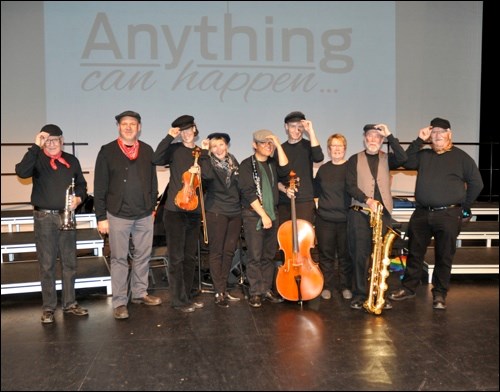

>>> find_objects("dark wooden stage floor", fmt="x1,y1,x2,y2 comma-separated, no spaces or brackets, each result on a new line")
1,268,498,391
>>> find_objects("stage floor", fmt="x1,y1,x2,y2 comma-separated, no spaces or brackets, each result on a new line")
1,268,498,391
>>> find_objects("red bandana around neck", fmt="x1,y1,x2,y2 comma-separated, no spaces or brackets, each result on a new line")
43,150,70,170
117,138,140,160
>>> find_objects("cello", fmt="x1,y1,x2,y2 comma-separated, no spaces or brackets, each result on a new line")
276,171,324,303
175,147,201,211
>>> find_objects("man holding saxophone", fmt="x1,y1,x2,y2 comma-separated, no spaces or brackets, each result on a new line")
346,124,407,312
16,124,89,324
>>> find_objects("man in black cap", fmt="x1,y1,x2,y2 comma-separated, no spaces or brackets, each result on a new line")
152,114,206,313
15,124,89,323
346,123,407,311
94,110,161,320
389,118,483,310
278,111,324,226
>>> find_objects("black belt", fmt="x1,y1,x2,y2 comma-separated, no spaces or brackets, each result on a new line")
422,204,461,212
34,207,64,214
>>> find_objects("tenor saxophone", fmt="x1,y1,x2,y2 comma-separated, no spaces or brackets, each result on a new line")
60,178,76,230
353,201,400,315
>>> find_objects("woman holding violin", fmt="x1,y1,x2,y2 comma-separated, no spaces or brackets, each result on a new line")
239,129,290,308
199,132,242,308
152,114,205,313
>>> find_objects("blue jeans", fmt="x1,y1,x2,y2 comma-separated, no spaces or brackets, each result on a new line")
34,210,77,311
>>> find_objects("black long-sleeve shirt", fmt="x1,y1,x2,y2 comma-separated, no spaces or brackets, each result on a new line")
199,152,241,216
152,135,202,214
314,161,350,222
405,138,483,209
15,144,87,210
239,155,290,210
279,139,324,204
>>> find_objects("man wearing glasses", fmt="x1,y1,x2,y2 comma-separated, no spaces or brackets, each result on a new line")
15,124,89,324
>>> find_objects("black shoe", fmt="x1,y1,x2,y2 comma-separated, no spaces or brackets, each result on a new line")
383,299,393,310
433,294,447,310
350,298,364,310
174,304,196,313
224,292,241,302
389,288,416,301
248,295,262,308
215,293,229,308
264,290,284,303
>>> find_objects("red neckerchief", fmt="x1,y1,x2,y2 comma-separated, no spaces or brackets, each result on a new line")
43,149,70,170
117,138,139,160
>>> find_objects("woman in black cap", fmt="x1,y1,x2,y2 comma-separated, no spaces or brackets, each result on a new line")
199,132,242,307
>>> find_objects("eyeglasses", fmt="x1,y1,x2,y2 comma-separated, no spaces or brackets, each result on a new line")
257,141,273,146
45,138,61,145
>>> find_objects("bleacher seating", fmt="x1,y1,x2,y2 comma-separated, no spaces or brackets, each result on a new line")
0,210,111,295
392,201,499,283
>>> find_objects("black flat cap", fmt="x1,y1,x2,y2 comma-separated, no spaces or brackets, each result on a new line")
40,124,63,136
115,110,141,123
430,117,451,129
207,132,231,144
284,111,306,123
171,115,195,131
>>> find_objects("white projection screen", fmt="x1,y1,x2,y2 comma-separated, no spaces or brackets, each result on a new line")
1,1,483,206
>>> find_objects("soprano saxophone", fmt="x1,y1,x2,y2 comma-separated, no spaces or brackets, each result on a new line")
60,178,76,230
353,201,400,315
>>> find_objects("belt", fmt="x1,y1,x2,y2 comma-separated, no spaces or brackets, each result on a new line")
34,206,64,214
422,204,461,212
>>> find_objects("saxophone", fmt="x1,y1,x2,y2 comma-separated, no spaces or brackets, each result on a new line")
354,201,400,315
60,178,76,231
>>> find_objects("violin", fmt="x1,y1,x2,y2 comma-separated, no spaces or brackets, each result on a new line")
175,147,201,211
276,171,324,303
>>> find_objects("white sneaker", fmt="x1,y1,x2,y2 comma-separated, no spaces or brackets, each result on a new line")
321,289,332,300
342,289,353,300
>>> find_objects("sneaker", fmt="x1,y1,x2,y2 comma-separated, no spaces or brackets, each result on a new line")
264,290,284,303
433,295,447,310
191,301,204,309
248,295,262,308
215,293,229,308
113,305,129,320
321,289,332,300
131,295,162,306
41,310,55,324
341,289,353,300
225,292,241,302
63,304,89,316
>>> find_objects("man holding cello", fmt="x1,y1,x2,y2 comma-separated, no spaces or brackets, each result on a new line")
153,115,205,313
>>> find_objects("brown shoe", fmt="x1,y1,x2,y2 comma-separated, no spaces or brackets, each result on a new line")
131,295,162,306
113,305,129,320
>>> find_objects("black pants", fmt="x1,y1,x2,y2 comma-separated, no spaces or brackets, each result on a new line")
164,210,200,308
242,208,279,296
402,207,462,297
206,211,242,294
315,215,352,291
347,208,392,300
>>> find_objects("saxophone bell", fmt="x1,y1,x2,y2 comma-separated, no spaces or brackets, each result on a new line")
362,201,400,315
60,178,76,231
